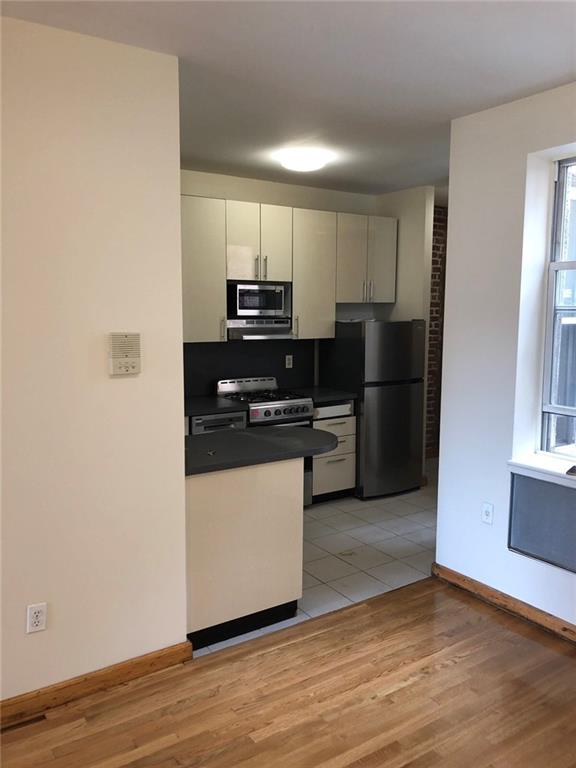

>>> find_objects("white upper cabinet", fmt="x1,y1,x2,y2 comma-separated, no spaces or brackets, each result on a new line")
336,213,368,303
336,213,397,303
293,208,337,339
367,216,397,303
226,201,293,282
226,200,260,280
181,196,227,343
260,204,292,282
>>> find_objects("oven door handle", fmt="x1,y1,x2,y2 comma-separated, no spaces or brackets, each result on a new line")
241,334,296,340
272,421,311,428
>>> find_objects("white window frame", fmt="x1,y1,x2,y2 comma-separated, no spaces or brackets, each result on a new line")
542,156,576,457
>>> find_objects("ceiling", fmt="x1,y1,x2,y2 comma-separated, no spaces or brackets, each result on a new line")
3,1,576,195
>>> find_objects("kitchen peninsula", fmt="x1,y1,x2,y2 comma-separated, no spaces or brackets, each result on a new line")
185,426,337,647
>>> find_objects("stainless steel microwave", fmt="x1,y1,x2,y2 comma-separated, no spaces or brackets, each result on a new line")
227,281,291,319
226,281,293,340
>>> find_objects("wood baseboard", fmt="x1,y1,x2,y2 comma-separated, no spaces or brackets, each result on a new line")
432,563,576,644
0,640,192,730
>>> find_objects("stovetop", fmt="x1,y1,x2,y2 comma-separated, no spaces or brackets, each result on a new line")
216,377,314,425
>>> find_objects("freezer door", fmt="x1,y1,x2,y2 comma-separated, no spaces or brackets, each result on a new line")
364,320,425,383
359,381,424,497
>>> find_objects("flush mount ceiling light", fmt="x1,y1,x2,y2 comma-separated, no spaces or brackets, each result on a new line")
272,146,337,172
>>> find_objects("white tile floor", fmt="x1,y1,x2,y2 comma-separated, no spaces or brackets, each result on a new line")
194,461,438,657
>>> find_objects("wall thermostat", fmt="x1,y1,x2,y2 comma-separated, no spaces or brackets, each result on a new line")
109,332,141,376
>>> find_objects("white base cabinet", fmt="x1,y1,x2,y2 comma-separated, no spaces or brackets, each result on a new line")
186,459,303,633
313,416,357,496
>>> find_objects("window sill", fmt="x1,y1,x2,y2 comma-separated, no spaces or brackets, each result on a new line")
508,453,576,489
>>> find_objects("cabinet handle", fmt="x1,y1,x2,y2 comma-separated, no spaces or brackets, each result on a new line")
329,421,347,426
362,281,367,302
263,254,268,280
294,315,299,338
326,457,346,464
255,255,260,280
220,317,226,341
369,280,374,301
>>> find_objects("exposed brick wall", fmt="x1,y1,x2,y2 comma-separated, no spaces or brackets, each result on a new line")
426,206,448,458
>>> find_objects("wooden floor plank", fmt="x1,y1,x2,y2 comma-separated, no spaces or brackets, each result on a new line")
3,579,576,768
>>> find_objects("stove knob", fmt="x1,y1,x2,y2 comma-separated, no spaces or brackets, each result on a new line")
275,409,282,416
290,407,296,414
283,408,289,415
264,409,271,417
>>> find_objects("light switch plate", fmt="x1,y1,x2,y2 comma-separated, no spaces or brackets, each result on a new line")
285,355,293,369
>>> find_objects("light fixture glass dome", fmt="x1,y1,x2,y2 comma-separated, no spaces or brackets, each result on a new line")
272,146,337,172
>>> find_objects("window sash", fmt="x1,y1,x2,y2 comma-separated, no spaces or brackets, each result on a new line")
542,158,576,456
543,262,576,419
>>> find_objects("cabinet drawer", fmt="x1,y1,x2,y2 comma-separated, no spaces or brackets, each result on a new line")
321,434,356,458
313,416,356,438
313,454,356,496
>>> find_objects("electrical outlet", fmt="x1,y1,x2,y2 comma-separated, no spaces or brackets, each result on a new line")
481,502,494,526
285,354,293,369
26,603,47,633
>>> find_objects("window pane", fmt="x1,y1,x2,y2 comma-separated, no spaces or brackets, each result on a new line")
555,268,576,308
543,414,576,458
557,163,576,262
550,310,576,407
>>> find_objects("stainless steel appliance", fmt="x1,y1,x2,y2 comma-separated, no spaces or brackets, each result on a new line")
226,281,293,340
190,411,246,436
217,377,313,425
217,376,314,504
320,320,425,497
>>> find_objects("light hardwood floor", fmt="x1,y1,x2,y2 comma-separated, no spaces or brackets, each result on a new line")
3,578,576,767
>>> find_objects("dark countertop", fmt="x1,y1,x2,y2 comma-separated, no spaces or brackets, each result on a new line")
185,426,337,476
185,396,249,417
185,388,357,417
293,387,358,404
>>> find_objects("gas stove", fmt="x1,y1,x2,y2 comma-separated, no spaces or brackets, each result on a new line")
217,377,313,425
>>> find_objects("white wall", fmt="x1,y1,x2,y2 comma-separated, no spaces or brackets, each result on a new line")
1,19,186,698
437,82,576,623
181,169,378,215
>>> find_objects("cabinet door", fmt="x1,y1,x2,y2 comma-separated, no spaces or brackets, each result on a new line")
336,213,368,302
367,216,397,302
226,200,260,280
181,196,227,343
293,208,337,339
260,204,292,282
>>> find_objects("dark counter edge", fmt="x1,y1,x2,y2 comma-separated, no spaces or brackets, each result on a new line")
185,427,338,476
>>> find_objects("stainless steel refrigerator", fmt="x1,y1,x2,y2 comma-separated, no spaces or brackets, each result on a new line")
320,320,425,498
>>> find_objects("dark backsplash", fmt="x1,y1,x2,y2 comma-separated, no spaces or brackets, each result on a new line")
183,340,316,397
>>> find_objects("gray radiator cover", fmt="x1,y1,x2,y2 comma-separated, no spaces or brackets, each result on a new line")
509,473,576,574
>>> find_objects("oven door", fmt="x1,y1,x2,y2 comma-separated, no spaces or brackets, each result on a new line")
227,281,290,319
